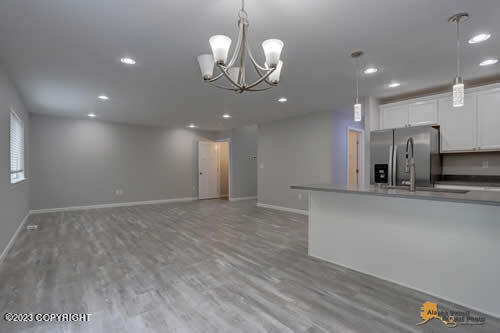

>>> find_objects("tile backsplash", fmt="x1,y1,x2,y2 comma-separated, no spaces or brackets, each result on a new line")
442,152,500,176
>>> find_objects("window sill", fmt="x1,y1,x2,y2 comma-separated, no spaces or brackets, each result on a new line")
10,178,28,187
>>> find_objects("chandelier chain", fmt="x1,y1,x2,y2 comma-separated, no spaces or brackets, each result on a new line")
239,0,248,19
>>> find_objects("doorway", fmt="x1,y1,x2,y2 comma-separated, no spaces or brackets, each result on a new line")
347,128,365,186
198,140,230,199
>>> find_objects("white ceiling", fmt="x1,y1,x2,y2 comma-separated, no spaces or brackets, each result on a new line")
0,0,499,130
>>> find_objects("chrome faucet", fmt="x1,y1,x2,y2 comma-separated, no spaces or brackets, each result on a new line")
405,137,416,192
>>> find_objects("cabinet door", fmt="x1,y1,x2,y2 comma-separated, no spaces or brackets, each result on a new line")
408,100,437,126
438,96,476,152
477,90,500,150
380,105,409,129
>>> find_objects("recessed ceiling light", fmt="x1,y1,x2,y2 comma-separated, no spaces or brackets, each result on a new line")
120,57,136,65
97,95,109,100
388,82,401,88
364,67,378,75
480,58,498,66
278,97,288,103
88,113,97,118
468,33,491,44
188,123,197,128
222,114,232,119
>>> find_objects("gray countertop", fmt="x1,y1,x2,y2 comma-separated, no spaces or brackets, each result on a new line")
436,175,500,187
291,184,500,207
435,180,500,187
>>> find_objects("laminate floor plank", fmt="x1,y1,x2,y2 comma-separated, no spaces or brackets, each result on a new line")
0,199,498,332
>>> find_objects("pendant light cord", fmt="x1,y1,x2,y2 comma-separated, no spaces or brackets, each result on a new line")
456,18,461,78
355,58,360,104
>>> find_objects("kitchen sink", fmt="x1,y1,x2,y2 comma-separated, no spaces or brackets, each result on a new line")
386,186,469,194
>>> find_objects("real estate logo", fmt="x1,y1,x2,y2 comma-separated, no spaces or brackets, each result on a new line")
416,301,486,328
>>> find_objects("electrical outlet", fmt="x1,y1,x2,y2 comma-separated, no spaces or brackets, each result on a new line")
482,161,489,169
298,193,303,200
115,189,123,196
193,185,196,191
259,163,264,169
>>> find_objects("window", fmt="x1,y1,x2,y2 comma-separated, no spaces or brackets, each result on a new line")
10,109,25,184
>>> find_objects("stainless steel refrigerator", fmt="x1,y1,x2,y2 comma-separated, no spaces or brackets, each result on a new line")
370,125,441,187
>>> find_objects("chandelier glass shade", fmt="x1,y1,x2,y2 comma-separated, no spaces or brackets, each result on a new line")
197,0,284,93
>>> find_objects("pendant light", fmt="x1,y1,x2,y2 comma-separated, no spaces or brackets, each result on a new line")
351,51,363,122
448,13,469,108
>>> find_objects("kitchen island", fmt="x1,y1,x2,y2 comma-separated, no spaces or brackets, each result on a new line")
291,184,500,318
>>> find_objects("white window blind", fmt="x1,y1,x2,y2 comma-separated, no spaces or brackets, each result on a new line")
10,109,25,184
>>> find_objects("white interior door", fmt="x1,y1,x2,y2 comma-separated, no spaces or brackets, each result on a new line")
198,141,218,199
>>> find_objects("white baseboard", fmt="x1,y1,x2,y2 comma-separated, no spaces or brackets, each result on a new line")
0,212,31,265
256,202,309,216
30,197,198,214
229,196,257,202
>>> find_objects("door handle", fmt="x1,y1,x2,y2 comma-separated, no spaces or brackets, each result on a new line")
392,145,398,186
388,145,393,185
200,172,203,175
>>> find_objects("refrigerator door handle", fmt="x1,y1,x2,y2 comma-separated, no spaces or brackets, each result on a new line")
388,145,393,186
392,145,398,185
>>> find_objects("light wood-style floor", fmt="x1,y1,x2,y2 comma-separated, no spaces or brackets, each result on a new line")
0,199,498,332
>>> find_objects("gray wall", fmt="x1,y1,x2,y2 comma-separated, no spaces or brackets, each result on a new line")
230,125,258,198
215,125,258,199
442,152,500,176
0,68,30,256
258,110,363,211
30,114,216,210
258,112,333,211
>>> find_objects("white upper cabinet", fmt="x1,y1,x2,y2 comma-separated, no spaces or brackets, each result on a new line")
380,100,437,129
477,90,500,151
408,100,438,126
376,84,500,153
380,105,409,129
438,96,476,152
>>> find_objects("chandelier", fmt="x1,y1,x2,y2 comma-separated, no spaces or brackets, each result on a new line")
197,0,284,93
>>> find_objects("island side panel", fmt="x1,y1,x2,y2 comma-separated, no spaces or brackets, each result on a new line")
308,190,500,317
